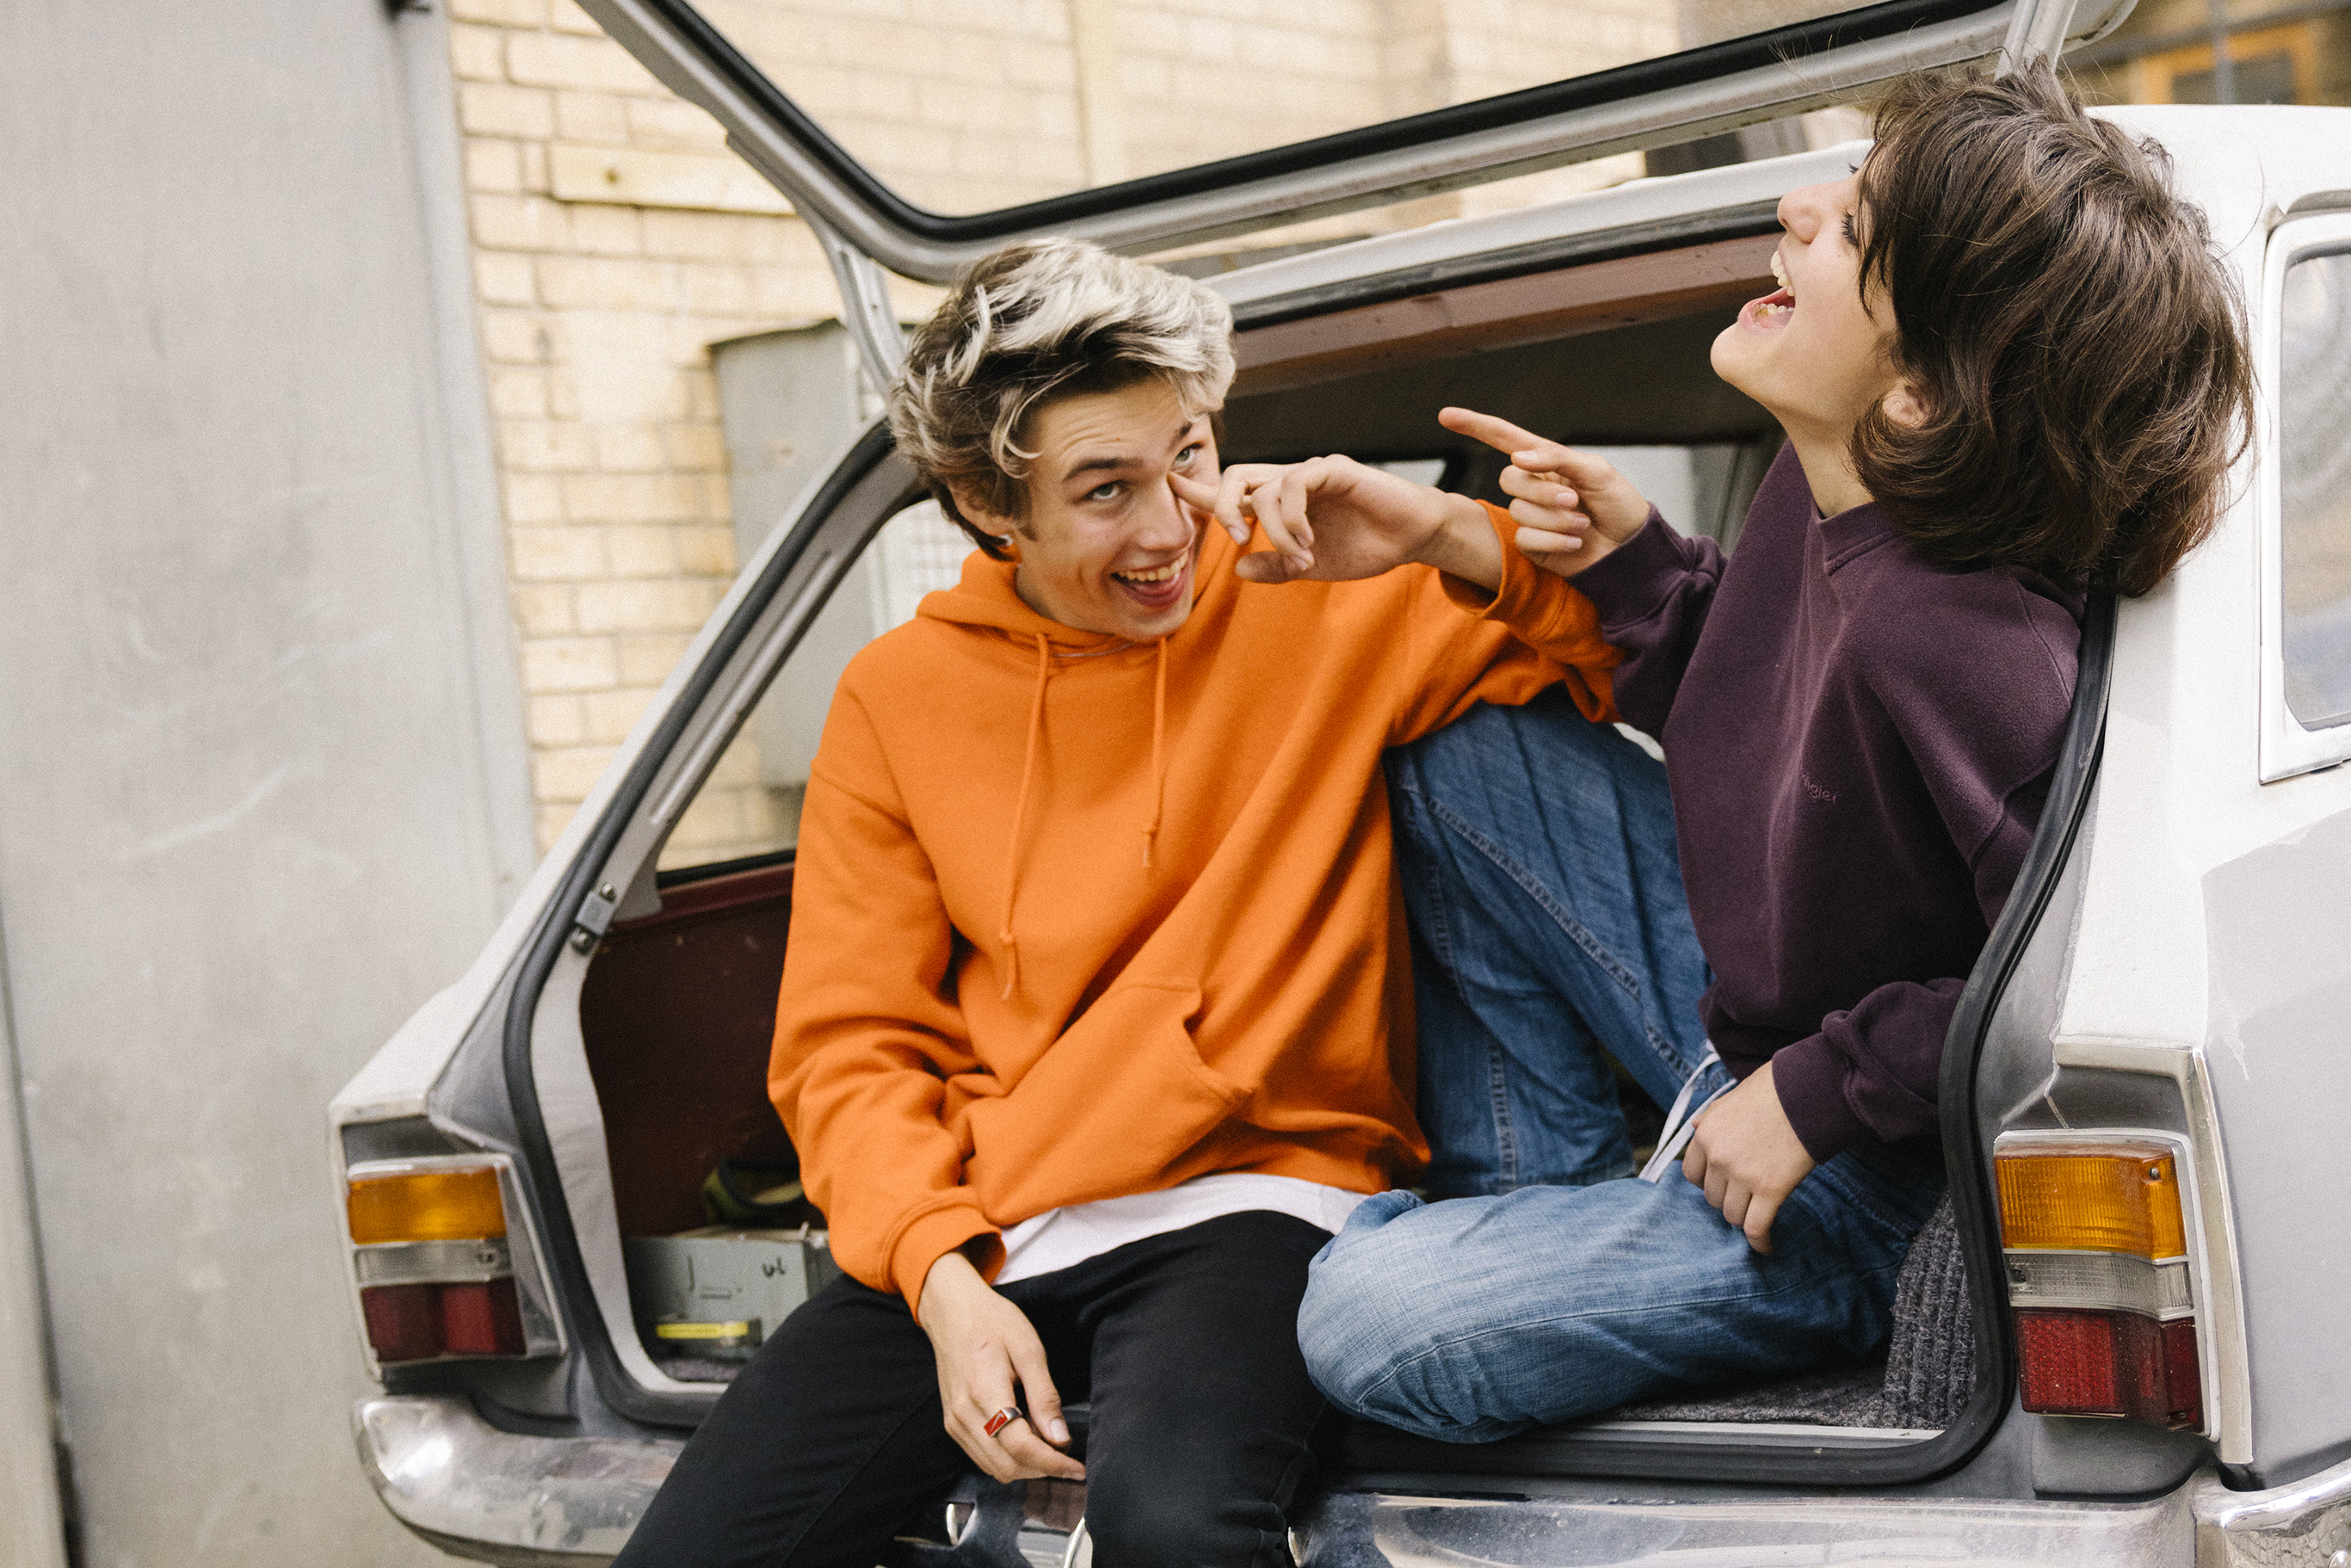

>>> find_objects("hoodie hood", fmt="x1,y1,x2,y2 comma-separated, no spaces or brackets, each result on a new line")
916,523,1237,997
915,519,1237,651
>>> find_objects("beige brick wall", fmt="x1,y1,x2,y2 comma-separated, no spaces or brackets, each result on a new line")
447,0,1686,867
695,0,1089,213
449,0,885,865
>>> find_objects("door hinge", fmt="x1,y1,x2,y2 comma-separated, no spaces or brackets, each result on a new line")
2001,0,2083,68
804,210,909,396
569,883,619,954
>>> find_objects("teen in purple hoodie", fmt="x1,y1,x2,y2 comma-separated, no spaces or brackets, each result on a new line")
1223,69,2252,1436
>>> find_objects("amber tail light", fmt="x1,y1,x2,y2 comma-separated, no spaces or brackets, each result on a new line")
1995,1136,2204,1434
346,1159,531,1367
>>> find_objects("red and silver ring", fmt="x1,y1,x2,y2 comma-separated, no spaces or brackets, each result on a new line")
983,1407,1022,1439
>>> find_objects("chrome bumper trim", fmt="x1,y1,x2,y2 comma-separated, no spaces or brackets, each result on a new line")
2193,1454,2351,1566
1301,1483,2197,1565
354,1396,679,1566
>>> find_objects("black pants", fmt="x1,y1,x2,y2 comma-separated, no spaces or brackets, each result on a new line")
613,1211,1336,1568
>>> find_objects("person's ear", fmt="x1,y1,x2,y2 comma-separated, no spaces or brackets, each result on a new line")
947,483,1024,556
1880,378,1929,429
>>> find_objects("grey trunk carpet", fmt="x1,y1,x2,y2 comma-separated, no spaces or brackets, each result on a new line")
1609,1192,1975,1429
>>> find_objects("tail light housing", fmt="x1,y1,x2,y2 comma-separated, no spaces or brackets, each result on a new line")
345,1157,537,1367
1994,1133,2206,1432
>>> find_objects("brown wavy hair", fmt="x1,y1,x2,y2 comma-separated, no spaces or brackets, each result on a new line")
1851,67,2251,596
887,238,1235,559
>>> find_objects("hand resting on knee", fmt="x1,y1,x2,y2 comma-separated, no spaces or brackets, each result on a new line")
918,1250,1086,1483
1682,1060,1817,1254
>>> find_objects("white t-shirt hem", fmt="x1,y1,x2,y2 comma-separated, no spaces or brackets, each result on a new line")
992,1173,1369,1285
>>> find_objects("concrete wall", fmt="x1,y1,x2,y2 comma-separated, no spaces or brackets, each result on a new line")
0,3,534,1563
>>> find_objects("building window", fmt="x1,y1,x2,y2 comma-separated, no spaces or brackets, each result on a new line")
2132,22,2317,105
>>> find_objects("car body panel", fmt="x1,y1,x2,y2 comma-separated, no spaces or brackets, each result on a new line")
352,1391,2351,1567
2048,107,2351,1485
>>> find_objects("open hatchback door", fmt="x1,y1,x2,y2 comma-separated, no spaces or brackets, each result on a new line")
574,0,2133,378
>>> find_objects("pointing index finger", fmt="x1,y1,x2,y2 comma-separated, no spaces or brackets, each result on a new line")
1440,406,1552,462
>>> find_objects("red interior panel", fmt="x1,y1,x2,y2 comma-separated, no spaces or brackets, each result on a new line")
578,859,799,1238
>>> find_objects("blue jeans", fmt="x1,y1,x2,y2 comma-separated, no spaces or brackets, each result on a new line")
1302,695,1946,1441
1385,689,1714,1194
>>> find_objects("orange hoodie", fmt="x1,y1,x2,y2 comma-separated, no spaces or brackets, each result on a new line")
771,507,1619,1305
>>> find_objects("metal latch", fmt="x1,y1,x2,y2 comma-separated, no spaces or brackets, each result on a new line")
569,882,619,954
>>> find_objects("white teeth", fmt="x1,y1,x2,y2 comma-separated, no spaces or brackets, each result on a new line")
1116,563,1180,583
1770,251,1789,294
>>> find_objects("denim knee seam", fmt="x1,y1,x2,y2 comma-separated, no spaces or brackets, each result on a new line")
1342,1256,1905,1390
1483,1038,1520,1189
1426,794,1644,1003
1644,1023,1700,1084
1392,783,1470,1003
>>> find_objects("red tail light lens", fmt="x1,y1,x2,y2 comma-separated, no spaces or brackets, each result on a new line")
440,1280,527,1357
359,1279,526,1363
361,1284,443,1363
2015,1308,2202,1430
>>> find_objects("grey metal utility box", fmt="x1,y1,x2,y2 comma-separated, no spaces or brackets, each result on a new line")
624,1227,843,1361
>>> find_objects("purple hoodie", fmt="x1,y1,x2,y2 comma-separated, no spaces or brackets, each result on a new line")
1570,445,2084,1161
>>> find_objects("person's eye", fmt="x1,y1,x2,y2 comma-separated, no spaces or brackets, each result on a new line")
1087,481,1121,503
1841,212,1858,247
1174,442,1202,466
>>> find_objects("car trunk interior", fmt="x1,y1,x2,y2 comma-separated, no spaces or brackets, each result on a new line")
572,230,1978,1460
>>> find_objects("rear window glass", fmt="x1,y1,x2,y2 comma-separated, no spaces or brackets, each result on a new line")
685,0,1881,217
663,500,972,869
2280,247,2351,730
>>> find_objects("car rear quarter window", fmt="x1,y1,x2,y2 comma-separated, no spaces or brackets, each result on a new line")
2280,246,2351,730
662,498,972,870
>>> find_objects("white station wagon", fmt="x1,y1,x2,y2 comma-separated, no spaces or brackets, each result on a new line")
329,0,2351,1561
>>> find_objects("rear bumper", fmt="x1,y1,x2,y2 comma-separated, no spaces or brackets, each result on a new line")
1310,1485,2201,1565
2194,1455,2351,1566
354,1396,679,1567
355,1393,2351,1566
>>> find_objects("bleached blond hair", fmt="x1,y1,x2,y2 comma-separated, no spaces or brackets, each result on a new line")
886,238,1235,557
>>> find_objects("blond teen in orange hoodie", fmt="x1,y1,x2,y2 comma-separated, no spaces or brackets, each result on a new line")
610,240,1627,1568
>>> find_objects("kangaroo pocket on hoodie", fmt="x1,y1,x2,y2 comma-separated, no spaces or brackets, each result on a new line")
960,982,1245,1222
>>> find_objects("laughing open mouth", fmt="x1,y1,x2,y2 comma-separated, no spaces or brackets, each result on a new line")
1757,250,1796,318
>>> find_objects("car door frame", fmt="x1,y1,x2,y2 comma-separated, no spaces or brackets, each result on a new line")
480,186,2119,1483
496,422,916,1429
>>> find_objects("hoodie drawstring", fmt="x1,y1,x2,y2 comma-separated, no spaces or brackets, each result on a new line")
998,633,1173,997
999,633,1051,1000
1142,638,1168,867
